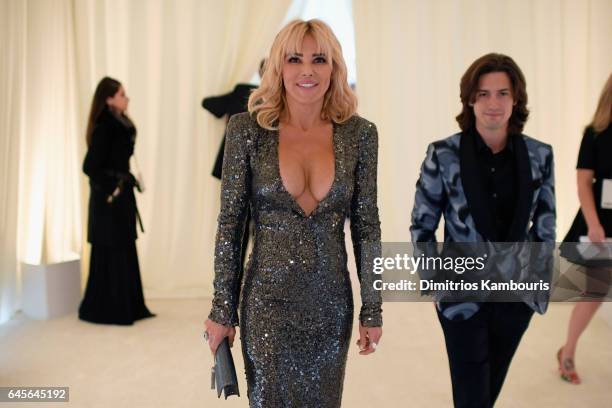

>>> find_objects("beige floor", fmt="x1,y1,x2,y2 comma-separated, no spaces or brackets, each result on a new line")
1,300,611,408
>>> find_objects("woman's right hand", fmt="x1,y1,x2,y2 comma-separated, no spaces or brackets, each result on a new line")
204,318,236,355
587,223,606,243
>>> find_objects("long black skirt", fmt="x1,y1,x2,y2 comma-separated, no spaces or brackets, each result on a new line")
79,242,154,325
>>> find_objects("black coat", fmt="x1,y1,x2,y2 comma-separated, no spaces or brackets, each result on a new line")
83,108,138,245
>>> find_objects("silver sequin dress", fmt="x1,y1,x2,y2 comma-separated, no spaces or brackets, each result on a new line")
208,112,383,407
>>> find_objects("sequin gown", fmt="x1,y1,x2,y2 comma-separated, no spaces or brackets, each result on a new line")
208,112,383,408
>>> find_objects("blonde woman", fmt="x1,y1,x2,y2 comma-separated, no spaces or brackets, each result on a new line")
204,20,382,407
559,73,612,384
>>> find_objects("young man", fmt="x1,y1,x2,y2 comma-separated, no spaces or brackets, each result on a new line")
410,53,555,407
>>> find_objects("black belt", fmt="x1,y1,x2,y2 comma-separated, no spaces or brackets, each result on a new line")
136,205,145,233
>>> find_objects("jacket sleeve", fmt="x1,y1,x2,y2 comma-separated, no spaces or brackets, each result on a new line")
410,143,446,243
208,115,251,326
201,92,231,118
529,145,556,242
83,122,114,185
350,121,383,327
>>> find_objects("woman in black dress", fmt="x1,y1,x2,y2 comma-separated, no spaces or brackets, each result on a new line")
79,77,154,325
204,20,382,407
559,73,612,383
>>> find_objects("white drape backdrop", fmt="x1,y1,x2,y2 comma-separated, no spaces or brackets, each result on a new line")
0,0,291,323
2,0,611,324
0,0,25,323
353,0,612,241
1,0,83,323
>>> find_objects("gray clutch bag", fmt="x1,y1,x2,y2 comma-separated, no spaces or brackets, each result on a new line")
210,337,240,399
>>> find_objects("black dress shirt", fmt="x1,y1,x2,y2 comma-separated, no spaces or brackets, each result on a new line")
473,130,517,241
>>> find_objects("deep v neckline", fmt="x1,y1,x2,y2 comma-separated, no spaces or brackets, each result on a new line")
275,122,338,218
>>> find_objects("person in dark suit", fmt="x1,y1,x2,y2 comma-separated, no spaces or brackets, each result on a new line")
410,54,556,407
79,76,154,325
203,59,266,179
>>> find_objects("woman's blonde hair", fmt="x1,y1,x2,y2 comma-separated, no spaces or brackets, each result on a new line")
248,19,357,130
590,72,612,133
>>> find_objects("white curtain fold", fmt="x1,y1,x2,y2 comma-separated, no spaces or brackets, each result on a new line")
218,1,293,89
0,0,26,324
353,0,612,241
17,0,82,265
1,0,82,324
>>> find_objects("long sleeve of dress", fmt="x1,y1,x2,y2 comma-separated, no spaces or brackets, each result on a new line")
201,93,231,118
208,115,251,326
350,121,383,327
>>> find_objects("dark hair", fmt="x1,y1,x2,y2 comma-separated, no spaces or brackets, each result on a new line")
86,77,121,146
456,53,529,135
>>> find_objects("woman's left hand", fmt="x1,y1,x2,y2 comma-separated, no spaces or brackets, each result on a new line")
356,324,382,355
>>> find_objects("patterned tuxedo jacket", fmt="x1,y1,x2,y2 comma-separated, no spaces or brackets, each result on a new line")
410,130,556,313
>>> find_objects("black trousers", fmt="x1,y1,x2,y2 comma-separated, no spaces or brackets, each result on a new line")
437,302,534,408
